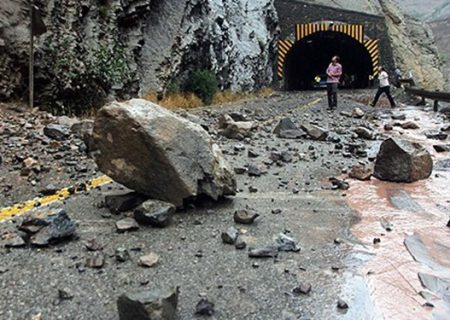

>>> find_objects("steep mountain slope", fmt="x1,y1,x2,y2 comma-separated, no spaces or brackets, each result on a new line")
393,0,450,21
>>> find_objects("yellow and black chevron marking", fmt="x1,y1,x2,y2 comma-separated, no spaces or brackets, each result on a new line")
296,23,364,43
277,39,294,79
0,176,113,222
364,38,380,77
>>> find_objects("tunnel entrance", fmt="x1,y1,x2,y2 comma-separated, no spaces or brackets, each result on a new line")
284,31,373,91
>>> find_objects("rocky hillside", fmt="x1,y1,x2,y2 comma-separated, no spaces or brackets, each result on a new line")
393,0,450,21
0,0,278,113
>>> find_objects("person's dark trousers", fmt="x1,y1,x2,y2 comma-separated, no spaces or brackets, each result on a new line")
371,86,396,107
327,83,338,109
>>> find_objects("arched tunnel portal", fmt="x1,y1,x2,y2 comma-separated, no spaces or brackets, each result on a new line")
281,30,376,91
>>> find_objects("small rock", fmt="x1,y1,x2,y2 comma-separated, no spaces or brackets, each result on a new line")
349,164,372,181
433,145,450,153
195,298,215,316
139,253,160,268
273,118,305,139
392,113,406,120
235,237,247,250
233,209,259,224
248,246,279,258
117,287,179,320
247,165,262,177
293,283,312,295
401,121,420,130
116,218,139,233
85,239,103,251
329,177,349,190
43,124,70,141
40,183,59,196
29,210,77,246
301,124,328,141
354,127,375,140
275,233,301,252
1,230,26,248
105,192,147,214
58,288,74,300
380,218,393,232
221,227,239,244
425,132,448,140
115,247,130,262
384,123,393,131
352,108,365,118
337,299,349,309
134,200,175,228
86,253,105,268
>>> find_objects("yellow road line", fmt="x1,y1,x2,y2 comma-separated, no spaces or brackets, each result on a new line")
299,98,322,109
0,175,112,222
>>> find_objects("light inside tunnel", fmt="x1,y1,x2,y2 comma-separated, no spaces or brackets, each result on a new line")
284,31,373,90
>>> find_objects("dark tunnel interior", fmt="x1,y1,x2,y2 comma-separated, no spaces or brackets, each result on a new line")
284,31,373,91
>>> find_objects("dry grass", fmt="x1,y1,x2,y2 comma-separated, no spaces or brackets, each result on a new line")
144,91,203,109
144,87,275,110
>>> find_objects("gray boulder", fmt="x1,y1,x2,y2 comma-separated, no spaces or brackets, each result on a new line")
93,99,236,207
374,138,433,182
300,124,328,141
117,287,179,320
273,118,305,139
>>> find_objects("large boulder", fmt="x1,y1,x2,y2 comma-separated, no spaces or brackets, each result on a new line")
374,138,433,182
92,99,236,207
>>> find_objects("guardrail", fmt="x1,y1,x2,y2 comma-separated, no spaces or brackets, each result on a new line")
405,86,450,111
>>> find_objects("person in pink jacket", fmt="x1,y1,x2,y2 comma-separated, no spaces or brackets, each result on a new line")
326,56,342,110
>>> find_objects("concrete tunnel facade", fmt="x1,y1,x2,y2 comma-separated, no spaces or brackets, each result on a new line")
274,0,396,91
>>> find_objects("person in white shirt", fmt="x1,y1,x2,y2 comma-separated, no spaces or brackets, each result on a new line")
370,66,396,108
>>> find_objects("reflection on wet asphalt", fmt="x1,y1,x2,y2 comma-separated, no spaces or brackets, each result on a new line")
346,106,450,319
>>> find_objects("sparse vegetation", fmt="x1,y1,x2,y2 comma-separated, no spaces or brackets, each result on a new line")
144,87,274,109
37,33,136,115
185,70,218,105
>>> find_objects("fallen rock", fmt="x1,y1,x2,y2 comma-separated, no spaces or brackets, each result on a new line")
85,239,103,251
433,145,450,153
425,132,448,140
70,120,94,138
138,253,159,268
221,227,239,245
1,230,26,248
105,192,147,214
401,121,420,130
43,124,70,141
293,283,312,295
349,164,373,181
392,113,406,120
134,200,175,228
86,253,105,269
329,177,350,190
195,298,215,316
354,127,376,140
275,233,301,252
218,114,255,139
337,299,349,309
384,123,393,131
300,124,328,141
117,287,179,320
28,210,77,246
273,118,305,139
116,218,139,233
115,248,130,262
374,138,433,182
248,246,279,258
93,99,236,207
352,107,365,118
233,209,259,224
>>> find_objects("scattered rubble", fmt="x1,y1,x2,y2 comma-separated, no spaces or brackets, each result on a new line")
195,298,215,316
116,218,139,233
233,209,259,224
138,253,160,268
349,164,373,181
105,192,147,214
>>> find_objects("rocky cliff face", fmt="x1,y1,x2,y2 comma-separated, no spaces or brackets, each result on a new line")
0,0,278,112
378,0,445,90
